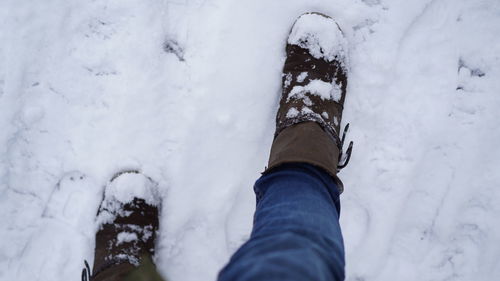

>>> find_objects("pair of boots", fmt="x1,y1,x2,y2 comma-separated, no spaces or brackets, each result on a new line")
83,12,352,281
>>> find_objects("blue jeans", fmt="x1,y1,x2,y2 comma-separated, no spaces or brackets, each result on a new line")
218,163,345,281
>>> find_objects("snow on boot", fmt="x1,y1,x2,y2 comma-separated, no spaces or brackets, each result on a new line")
267,12,353,193
88,171,161,281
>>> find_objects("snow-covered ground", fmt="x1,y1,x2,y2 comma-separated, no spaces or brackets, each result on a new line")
1,0,500,280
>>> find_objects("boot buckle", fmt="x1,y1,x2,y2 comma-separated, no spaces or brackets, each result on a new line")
337,123,353,171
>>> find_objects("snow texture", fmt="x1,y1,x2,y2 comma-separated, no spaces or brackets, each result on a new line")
288,79,343,102
96,172,159,229
117,232,138,245
301,107,314,115
1,0,500,281
286,107,300,119
106,172,160,207
297,72,308,83
288,13,348,63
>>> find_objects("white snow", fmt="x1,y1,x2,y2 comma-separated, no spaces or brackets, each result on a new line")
1,1,500,281
106,172,160,207
288,79,342,102
297,71,308,82
117,232,139,245
284,73,293,89
286,107,300,118
115,253,140,266
301,107,314,115
95,172,160,226
288,13,348,63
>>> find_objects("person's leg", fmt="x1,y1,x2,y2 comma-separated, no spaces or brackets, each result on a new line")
218,12,352,281
218,163,344,281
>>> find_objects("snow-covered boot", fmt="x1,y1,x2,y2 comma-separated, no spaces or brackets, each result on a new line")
84,171,164,281
266,12,353,193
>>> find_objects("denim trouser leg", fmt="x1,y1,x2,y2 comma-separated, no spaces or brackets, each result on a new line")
218,163,345,281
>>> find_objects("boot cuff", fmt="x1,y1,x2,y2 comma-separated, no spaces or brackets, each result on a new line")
266,122,344,193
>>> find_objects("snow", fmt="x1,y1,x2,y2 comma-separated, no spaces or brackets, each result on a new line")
288,79,343,102
284,73,293,89
116,253,140,266
1,0,500,281
93,173,160,226
105,172,160,207
301,107,314,115
288,13,348,63
117,232,139,245
297,72,308,83
286,107,300,119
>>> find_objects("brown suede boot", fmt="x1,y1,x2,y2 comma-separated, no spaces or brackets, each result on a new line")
267,12,353,193
82,171,164,281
